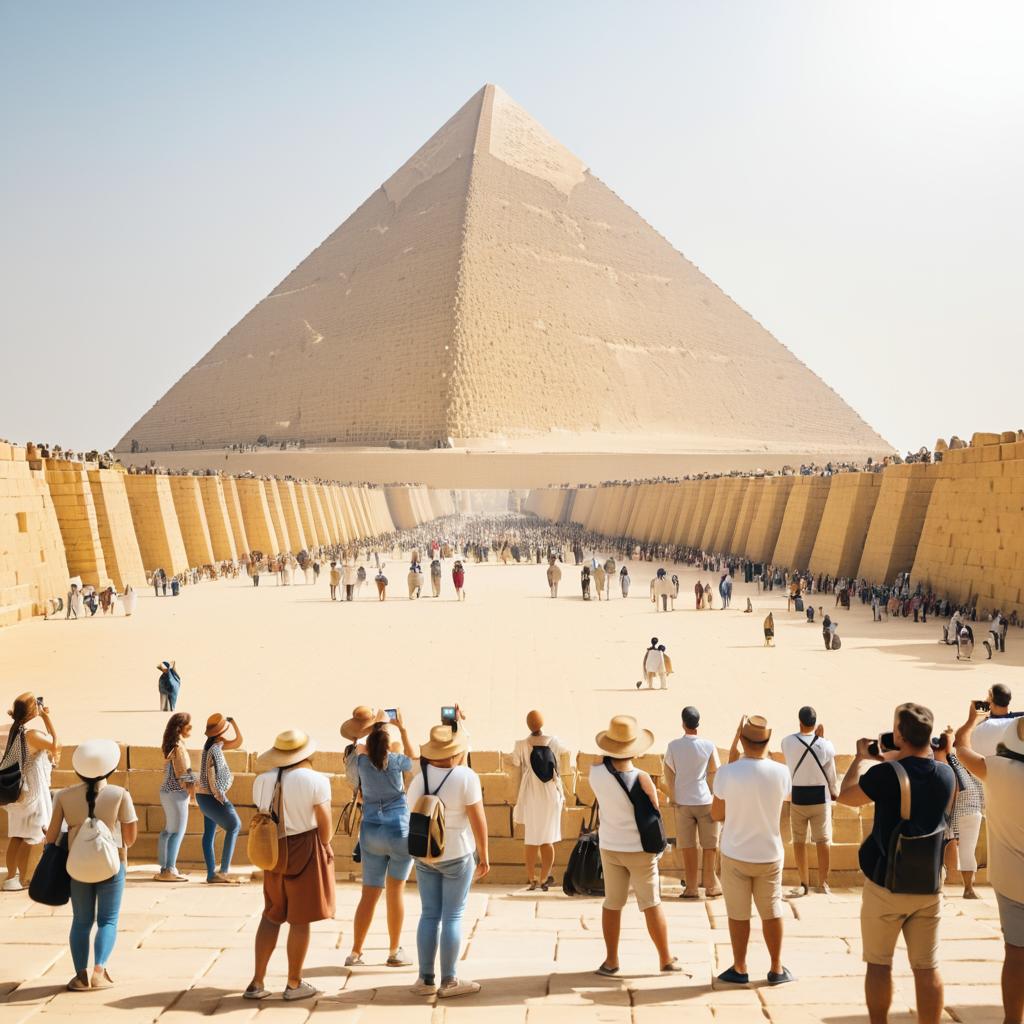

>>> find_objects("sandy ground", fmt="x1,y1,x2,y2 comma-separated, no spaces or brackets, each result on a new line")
1,556,1015,754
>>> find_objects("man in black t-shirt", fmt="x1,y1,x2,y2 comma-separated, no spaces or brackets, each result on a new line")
838,703,954,1024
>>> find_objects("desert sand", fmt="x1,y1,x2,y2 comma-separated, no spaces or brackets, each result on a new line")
1,555,1011,754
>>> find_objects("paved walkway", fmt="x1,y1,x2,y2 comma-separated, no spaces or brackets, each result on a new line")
0,877,1007,1023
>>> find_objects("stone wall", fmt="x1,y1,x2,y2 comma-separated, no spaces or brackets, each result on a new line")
771,477,831,572
169,476,216,568
87,467,147,592
0,445,69,625
44,459,109,587
808,473,882,579
124,474,190,576
857,464,937,583
197,476,239,563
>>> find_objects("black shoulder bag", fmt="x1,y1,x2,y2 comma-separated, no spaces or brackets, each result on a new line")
603,757,667,854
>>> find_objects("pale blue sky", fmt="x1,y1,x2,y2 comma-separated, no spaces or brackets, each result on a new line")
2,1,1021,452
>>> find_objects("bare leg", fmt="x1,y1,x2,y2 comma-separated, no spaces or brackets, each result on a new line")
865,963,894,1024
350,886,383,956
681,847,699,896
247,915,280,992
727,918,751,974
1003,942,1024,1024
384,876,406,955
793,842,809,888
702,848,721,894
601,908,621,969
912,967,944,1024
815,842,831,889
643,905,673,967
539,843,555,882
524,844,538,883
762,916,784,975
286,923,311,989
5,837,23,882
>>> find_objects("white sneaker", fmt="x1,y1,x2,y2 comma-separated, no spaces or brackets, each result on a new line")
2,877,23,892
410,979,437,996
438,979,481,998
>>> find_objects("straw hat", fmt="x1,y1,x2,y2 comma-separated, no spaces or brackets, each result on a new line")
595,715,654,759
740,715,772,743
72,739,121,779
420,725,467,760
256,729,317,770
205,713,232,739
997,717,1024,757
340,706,387,741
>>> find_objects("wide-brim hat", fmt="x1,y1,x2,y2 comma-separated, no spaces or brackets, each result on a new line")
741,715,772,743
420,725,467,760
596,715,654,758
997,717,1024,757
340,706,388,741
205,713,232,739
73,739,121,779
257,729,317,770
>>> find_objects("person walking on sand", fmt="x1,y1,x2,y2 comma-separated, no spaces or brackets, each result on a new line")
637,638,670,690
510,710,567,891
244,730,335,1003
375,567,388,601
763,613,775,647
593,563,606,602
157,661,180,712
546,557,562,598
452,560,466,600
620,565,631,598
695,580,704,610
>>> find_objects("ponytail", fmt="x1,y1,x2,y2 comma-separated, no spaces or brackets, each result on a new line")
75,769,115,819
6,693,33,754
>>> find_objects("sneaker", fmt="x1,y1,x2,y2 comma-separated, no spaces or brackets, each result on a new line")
283,981,321,1001
1,877,23,892
410,979,437,996
814,883,832,895
386,948,412,967
344,954,365,967
438,978,481,998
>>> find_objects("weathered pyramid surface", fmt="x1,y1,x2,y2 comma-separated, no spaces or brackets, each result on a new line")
117,85,888,457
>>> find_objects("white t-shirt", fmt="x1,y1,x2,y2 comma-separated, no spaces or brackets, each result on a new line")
713,757,791,863
253,766,331,837
406,764,482,863
973,716,1017,758
644,649,666,674
664,735,718,805
983,755,1024,904
780,732,837,798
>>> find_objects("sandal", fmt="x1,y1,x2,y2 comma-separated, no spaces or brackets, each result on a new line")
704,889,723,899
67,975,91,992
679,889,701,899
595,963,620,977
541,876,554,892
90,969,114,990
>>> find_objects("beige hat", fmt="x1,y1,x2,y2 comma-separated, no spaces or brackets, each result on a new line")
72,739,121,779
420,725,467,760
595,715,654,759
340,706,387,741
997,717,1024,757
205,713,232,739
257,729,317,770
741,715,772,743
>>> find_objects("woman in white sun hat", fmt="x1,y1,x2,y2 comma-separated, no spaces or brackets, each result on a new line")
45,739,138,992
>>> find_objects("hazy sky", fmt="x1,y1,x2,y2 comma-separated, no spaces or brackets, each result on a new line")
2,1,1021,453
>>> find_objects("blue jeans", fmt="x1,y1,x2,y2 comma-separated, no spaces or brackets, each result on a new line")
360,804,413,887
415,854,475,984
69,863,126,972
158,790,189,871
196,794,240,880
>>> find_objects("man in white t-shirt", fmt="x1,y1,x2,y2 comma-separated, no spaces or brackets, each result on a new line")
246,730,334,1003
779,706,838,897
972,685,1018,756
663,706,721,899
712,715,793,987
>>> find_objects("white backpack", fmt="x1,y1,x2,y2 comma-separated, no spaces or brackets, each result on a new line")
67,814,121,883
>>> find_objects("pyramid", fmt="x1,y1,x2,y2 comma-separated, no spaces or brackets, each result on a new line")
117,84,889,457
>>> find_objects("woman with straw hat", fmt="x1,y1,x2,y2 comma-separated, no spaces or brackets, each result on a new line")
244,729,334,1003
589,715,679,977
195,713,245,884
406,725,489,999
45,739,138,991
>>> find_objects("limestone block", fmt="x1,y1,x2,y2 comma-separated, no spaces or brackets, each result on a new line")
234,477,278,555
124,474,190,575
169,476,216,567
87,468,146,590
44,459,109,587
771,476,831,571
197,476,239,562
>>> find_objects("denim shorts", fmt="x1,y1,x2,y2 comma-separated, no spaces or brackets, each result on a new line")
359,815,413,887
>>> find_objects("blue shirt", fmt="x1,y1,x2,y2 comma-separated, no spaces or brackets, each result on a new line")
354,752,412,821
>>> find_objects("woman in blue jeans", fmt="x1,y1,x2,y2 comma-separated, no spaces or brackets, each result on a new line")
155,712,195,881
344,711,418,967
195,713,244,884
45,739,138,990
406,724,490,999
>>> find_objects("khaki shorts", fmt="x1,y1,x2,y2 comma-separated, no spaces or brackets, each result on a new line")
789,803,832,845
720,854,783,922
996,892,1024,948
860,879,941,969
600,849,661,912
673,805,720,850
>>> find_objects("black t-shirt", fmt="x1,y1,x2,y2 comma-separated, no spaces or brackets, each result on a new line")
857,757,955,884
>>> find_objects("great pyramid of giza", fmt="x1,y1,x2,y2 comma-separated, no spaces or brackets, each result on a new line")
116,84,889,458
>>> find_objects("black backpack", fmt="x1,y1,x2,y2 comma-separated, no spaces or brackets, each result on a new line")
562,805,604,897
880,761,953,895
529,744,557,783
0,728,27,807
603,756,667,854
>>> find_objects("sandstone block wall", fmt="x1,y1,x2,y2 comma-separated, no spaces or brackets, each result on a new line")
87,467,146,591
264,480,293,554
280,481,308,553
44,459,109,587
222,477,250,556
744,476,795,563
168,476,216,568
858,464,938,583
296,483,321,549
124,474,190,576
234,478,279,555
727,476,762,556
197,476,239,563
771,477,831,571
0,446,69,625
808,472,883,579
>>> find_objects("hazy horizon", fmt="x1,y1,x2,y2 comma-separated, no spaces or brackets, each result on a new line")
2,1,1022,455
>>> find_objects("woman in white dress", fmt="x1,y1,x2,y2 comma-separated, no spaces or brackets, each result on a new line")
121,584,137,616
2,693,59,890
511,711,567,891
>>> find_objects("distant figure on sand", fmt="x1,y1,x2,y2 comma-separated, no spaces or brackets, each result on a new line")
763,613,775,647
620,565,631,598
121,584,136,617
546,558,561,598
745,597,753,614
637,638,670,690
593,564,606,601
430,559,442,598
157,661,180,712
452,560,466,601
695,580,704,609
581,566,591,601
375,569,388,601
407,563,423,600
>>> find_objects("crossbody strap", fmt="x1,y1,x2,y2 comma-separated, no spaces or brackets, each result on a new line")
890,760,911,820
794,736,830,785
427,768,454,798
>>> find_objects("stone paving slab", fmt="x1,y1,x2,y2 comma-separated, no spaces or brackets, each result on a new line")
0,882,1010,1022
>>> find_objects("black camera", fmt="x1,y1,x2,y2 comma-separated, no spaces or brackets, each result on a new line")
867,731,898,759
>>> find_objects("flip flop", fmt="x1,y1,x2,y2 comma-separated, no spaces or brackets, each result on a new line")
679,890,701,899
704,889,723,899
595,964,620,977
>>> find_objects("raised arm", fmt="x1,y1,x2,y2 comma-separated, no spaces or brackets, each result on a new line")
223,718,243,751
836,739,875,807
953,702,989,779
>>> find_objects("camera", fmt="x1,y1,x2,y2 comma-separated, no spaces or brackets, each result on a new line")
974,700,990,712
867,731,898,759
930,734,949,752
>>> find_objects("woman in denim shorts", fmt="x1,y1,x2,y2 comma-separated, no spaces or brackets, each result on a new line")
344,713,418,968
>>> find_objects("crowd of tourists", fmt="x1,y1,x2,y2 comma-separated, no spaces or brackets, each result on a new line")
3,688,1022,1023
